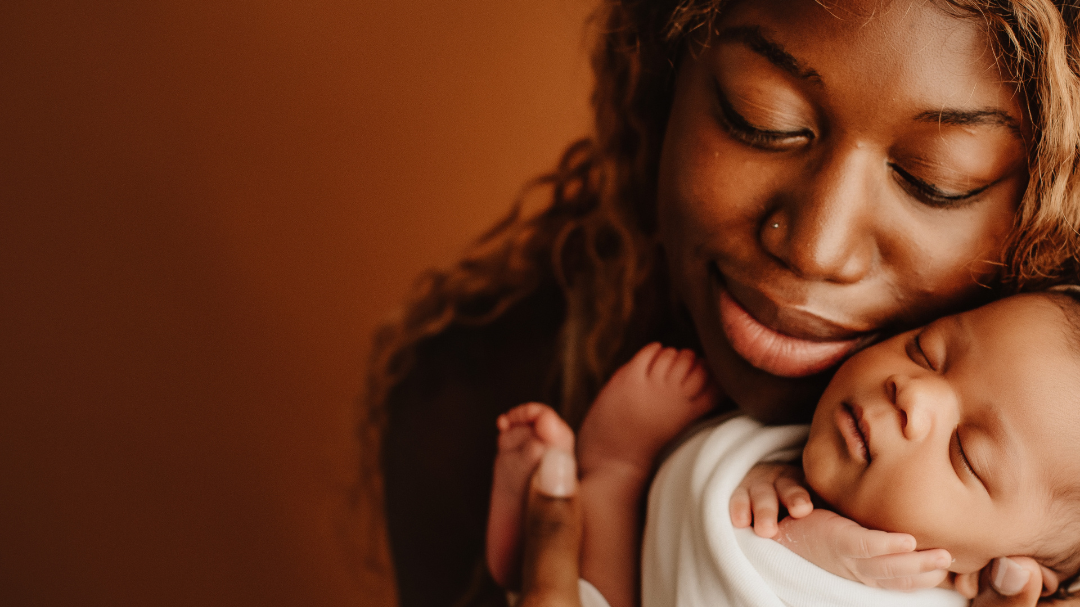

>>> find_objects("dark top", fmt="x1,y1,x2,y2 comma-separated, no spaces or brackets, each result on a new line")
382,285,566,607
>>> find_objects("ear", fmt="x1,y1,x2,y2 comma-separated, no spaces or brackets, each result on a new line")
953,570,980,599
1039,564,1060,598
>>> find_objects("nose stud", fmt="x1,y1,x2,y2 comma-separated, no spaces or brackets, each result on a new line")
771,222,780,229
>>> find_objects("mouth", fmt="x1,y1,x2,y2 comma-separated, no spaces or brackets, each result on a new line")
710,266,874,377
837,402,871,464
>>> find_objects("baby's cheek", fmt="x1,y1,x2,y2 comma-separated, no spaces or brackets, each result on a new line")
800,439,844,505
841,484,945,541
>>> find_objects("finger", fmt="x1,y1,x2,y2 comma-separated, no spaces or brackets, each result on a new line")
748,483,780,537
850,548,952,582
972,556,1042,607
730,487,752,527
774,476,813,518
832,522,917,558
519,450,582,607
871,568,952,591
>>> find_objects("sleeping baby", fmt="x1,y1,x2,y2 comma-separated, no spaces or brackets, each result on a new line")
485,290,1080,607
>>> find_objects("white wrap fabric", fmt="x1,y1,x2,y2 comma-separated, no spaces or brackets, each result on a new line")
576,416,967,607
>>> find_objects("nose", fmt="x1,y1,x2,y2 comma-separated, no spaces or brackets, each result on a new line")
760,146,877,284
885,374,955,442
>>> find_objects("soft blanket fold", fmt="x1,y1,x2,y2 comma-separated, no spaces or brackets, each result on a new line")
632,415,968,607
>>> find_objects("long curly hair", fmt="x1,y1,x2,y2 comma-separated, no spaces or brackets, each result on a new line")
358,0,1080,578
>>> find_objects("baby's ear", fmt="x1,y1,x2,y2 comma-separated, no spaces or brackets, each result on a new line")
953,570,980,599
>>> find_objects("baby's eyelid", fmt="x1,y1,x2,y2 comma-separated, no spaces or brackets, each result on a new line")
953,431,987,489
910,333,934,370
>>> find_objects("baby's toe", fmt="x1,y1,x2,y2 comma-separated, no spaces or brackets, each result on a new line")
534,408,575,452
648,346,680,378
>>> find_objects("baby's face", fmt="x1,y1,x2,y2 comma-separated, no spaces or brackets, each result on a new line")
804,294,1080,579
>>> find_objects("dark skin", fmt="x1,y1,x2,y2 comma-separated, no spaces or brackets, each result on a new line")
660,0,1028,423
516,1,1075,605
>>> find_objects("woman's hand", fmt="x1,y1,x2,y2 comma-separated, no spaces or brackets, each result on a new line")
773,509,952,590
966,556,1053,607
517,448,583,607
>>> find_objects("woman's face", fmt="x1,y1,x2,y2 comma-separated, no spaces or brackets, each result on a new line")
657,0,1029,422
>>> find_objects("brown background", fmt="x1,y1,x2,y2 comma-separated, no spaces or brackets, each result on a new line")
1,1,593,605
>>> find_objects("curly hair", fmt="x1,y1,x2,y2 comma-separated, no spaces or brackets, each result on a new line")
359,0,1080,569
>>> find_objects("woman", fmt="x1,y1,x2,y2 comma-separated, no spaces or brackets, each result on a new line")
365,0,1080,605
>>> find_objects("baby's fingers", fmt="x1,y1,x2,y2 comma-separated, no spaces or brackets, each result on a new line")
730,487,753,528
833,522,917,558
872,568,952,591
748,482,781,538
774,476,812,518
851,548,953,588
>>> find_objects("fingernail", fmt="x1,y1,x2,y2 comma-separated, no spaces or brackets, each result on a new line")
991,557,1030,596
534,449,577,497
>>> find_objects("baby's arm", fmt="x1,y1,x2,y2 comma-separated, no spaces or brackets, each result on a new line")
577,344,716,607
731,461,953,591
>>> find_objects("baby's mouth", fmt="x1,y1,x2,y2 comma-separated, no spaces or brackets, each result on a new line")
838,403,870,464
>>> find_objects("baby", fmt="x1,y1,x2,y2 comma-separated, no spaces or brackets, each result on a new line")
485,292,1080,607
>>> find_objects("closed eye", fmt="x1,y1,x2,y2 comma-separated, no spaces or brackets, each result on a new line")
888,162,991,209
952,430,986,489
905,332,934,370
713,80,813,150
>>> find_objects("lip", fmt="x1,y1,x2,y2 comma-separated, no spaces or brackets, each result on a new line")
837,402,871,464
712,270,872,377
721,272,873,341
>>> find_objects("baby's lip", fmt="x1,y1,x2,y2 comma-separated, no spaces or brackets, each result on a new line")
837,402,870,464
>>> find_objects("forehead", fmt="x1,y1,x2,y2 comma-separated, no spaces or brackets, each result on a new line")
717,0,1020,123
959,296,1080,492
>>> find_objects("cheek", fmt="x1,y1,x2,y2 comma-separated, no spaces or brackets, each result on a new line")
839,464,965,552
884,181,1020,295
658,76,780,258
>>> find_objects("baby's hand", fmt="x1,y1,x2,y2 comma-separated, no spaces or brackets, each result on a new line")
730,462,813,538
774,509,953,591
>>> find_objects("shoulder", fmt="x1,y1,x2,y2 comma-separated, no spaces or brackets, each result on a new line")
383,281,567,444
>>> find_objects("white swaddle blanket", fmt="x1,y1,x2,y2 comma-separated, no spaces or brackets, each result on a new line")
629,415,968,607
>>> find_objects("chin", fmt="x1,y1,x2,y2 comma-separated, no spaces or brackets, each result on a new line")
700,326,828,423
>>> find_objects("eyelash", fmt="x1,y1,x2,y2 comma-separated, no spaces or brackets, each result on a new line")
713,82,813,150
713,82,992,209
952,430,983,486
913,333,935,371
888,163,990,209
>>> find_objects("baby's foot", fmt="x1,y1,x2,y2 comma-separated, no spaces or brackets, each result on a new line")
485,402,575,588
578,343,717,476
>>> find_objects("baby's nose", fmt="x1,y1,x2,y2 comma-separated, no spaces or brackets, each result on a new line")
886,374,944,441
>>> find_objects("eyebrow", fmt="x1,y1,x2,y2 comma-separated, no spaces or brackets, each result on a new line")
914,109,1024,139
716,26,1024,140
716,26,822,82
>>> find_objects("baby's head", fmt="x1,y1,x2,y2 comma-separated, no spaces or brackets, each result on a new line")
804,291,1080,596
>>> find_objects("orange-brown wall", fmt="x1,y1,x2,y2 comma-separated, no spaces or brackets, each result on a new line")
0,1,592,605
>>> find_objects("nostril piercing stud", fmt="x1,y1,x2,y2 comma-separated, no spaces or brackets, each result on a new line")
771,223,779,229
